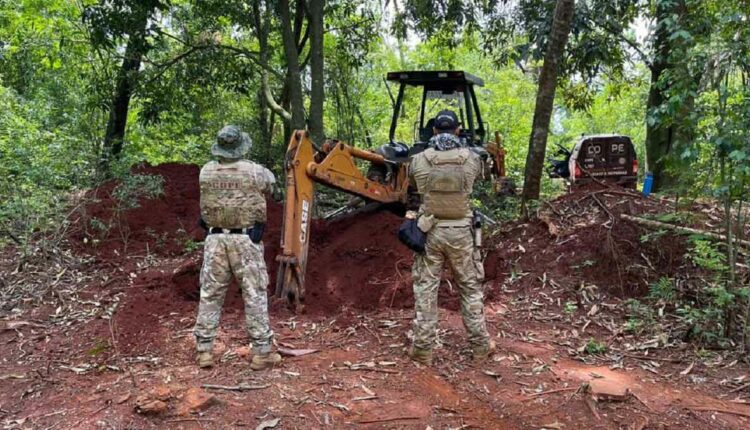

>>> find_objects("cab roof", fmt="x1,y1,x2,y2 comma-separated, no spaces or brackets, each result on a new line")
386,70,484,87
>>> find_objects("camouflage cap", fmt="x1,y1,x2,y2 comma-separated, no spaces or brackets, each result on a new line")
211,125,251,159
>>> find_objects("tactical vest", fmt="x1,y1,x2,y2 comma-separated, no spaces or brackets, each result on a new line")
416,148,474,220
199,160,270,228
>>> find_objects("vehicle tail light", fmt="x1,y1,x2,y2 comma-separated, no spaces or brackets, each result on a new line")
632,159,639,174
574,165,582,178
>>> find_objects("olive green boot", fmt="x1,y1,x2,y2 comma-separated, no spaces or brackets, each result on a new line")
408,346,433,366
196,351,213,368
472,339,496,361
250,352,282,371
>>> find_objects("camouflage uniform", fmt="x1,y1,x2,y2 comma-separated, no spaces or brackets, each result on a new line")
194,126,277,355
408,132,490,351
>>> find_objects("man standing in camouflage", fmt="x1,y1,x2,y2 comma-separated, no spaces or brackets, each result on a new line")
407,110,494,366
194,125,281,371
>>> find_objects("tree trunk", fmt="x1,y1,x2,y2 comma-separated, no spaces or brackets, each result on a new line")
644,0,701,192
644,64,672,192
278,0,306,131
257,86,270,159
308,0,325,144
644,0,674,193
100,20,148,172
521,0,575,205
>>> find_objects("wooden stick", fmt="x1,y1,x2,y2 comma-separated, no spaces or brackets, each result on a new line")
356,416,421,424
65,404,109,430
523,386,578,400
620,214,750,247
623,353,682,363
201,383,270,391
585,395,601,420
729,382,750,394
166,418,215,423
686,406,750,418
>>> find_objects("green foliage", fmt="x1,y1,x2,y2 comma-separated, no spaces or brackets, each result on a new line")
623,298,655,334
633,238,747,346
640,229,668,243
583,338,608,354
687,239,728,274
183,239,203,253
112,173,165,211
563,301,577,314
649,277,675,302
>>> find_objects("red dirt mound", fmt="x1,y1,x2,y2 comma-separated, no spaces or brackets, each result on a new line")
71,163,204,258
69,164,703,357
484,186,691,298
71,163,498,353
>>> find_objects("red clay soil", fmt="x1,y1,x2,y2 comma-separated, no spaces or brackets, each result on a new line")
70,163,204,259
3,163,750,429
71,163,491,320
69,163,673,356
484,187,692,299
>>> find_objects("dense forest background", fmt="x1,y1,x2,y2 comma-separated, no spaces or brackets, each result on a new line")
0,0,748,242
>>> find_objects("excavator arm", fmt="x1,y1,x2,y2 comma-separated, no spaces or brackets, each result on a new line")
485,131,514,196
275,131,409,310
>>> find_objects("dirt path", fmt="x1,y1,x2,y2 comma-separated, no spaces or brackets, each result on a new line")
2,163,749,429
2,285,749,429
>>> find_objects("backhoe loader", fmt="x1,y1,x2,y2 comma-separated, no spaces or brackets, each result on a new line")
275,71,509,310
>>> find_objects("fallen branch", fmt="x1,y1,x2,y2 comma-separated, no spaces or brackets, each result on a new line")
585,395,601,420
523,386,579,400
686,406,750,418
623,353,682,363
201,383,270,392
620,214,750,248
277,347,319,357
65,403,109,429
335,366,399,374
729,382,750,394
166,418,215,423
355,416,421,424
630,391,655,412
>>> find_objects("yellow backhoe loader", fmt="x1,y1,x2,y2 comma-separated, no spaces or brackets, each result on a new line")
276,71,510,310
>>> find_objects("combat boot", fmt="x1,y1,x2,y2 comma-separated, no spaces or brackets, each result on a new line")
196,351,213,368
472,339,497,361
250,352,282,371
408,346,433,366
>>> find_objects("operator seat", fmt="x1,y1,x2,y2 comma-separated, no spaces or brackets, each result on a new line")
419,118,436,143
377,141,410,162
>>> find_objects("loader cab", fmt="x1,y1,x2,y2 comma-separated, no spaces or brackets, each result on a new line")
385,71,486,156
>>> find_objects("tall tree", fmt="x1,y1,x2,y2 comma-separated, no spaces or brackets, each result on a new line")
277,0,307,132
83,0,168,172
308,0,326,144
521,0,575,205
644,0,709,192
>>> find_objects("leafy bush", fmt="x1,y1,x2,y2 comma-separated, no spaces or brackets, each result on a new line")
112,173,165,211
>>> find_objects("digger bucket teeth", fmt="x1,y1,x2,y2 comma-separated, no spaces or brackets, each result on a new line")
275,257,305,313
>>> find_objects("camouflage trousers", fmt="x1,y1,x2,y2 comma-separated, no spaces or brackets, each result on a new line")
194,234,274,354
412,225,489,350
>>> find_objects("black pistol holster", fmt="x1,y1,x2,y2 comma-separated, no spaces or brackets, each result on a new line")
249,222,266,243
398,218,426,254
